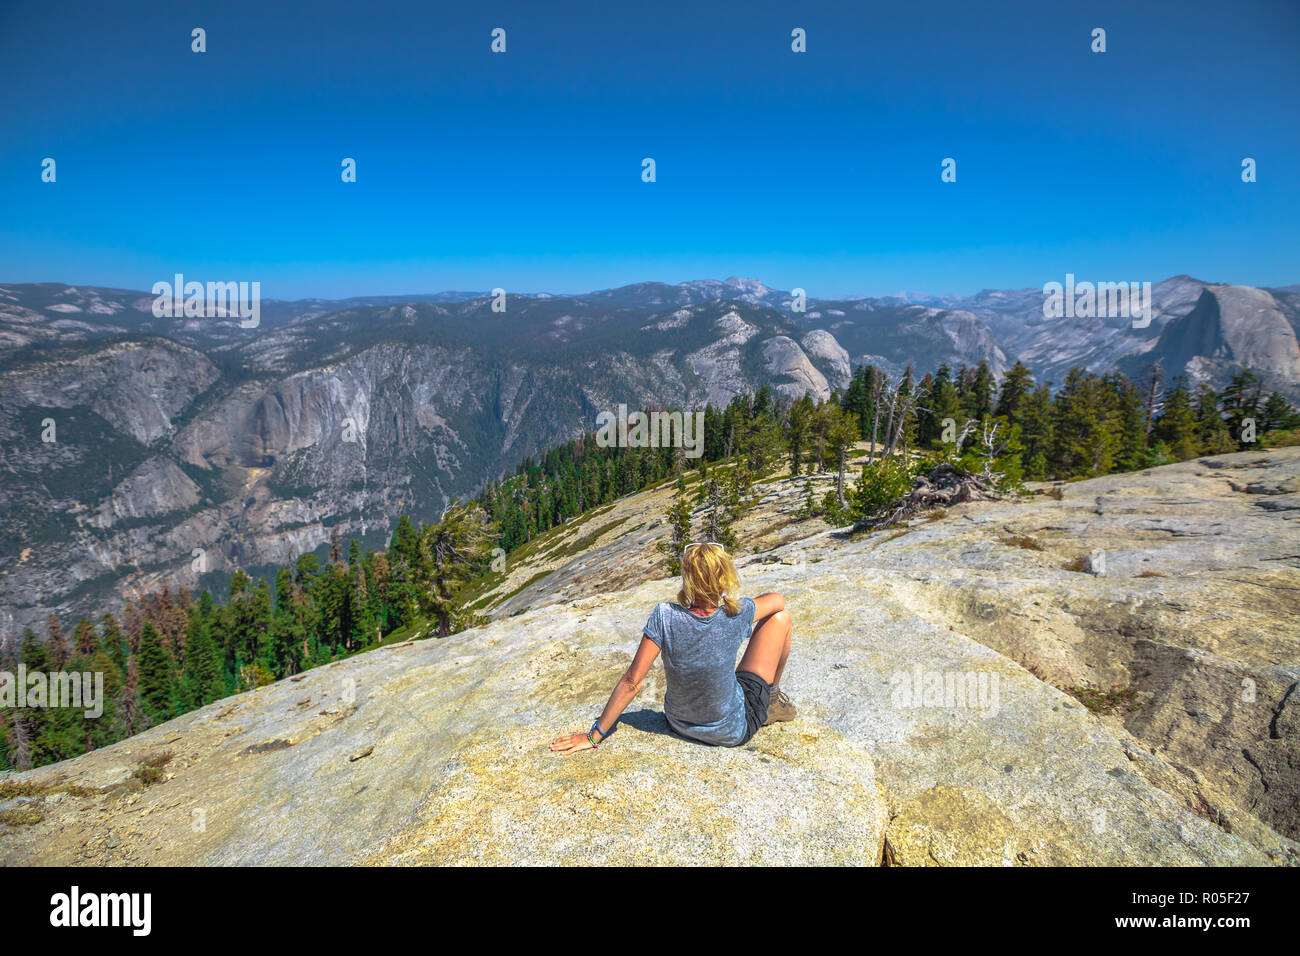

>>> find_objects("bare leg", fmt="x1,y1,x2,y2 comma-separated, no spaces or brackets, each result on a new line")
738,610,792,686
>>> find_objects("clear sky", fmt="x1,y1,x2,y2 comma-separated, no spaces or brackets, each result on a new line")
1,0,1297,299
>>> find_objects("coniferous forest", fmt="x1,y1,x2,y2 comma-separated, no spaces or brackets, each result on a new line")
3,361,1297,771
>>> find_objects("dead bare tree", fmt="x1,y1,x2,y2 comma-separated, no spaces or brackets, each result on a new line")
1142,359,1163,443
884,388,917,460
881,387,899,460
868,374,885,466
951,417,978,455
975,420,1009,489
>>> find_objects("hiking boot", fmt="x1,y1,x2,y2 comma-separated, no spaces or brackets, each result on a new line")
764,686,796,725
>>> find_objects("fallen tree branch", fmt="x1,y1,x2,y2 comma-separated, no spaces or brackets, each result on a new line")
853,462,1001,532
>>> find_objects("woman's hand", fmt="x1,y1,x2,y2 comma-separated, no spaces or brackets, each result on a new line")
549,731,596,755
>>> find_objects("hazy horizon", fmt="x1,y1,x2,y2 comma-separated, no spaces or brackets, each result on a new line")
6,270,1300,306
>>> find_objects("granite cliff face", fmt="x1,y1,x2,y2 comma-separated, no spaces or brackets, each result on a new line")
1,448,1295,866
794,301,1009,382
960,276,1300,400
0,293,847,634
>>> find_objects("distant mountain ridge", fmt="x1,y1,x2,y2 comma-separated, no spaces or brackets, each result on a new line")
1,274,1297,634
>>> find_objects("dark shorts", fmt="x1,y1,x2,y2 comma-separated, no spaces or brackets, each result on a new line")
735,669,772,745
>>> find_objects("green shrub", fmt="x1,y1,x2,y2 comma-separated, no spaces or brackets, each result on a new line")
1261,428,1300,449
850,456,917,520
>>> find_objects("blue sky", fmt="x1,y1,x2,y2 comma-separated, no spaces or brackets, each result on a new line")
1,0,1297,299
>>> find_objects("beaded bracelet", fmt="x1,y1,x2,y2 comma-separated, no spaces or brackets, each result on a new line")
588,719,612,748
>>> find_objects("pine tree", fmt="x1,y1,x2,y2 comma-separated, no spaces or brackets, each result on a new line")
994,362,1034,422
964,362,996,422
348,561,373,649
317,562,349,652
843,365,876,436
82,645,122,753
99,612,127,673
849,456,914,523
823,403,862,507
957,417,1025,491
786,394,816,476
182,612,223,708
912,372,935,447
415,503,497,637
1152,378,1199,461
116,652,144,740
32,647,84,763
867,371,887,464
3,703,32,772
658,493,693,574
1193,384,1235,455
1107,373,1149,472
6,632,46,769
1050,368,1121,476
1259,392,1300,443
927,366,962,450
698,473,742,550
136,622,176,728
737,413,784,478
1219,369,1265,448
700,488,736,550
45,613,68,669
389,515,419,565
369,551,391,635
72,617,97,657
808,401,831,472
1018,384,1054,478
295,552,322,589
0,711,11,772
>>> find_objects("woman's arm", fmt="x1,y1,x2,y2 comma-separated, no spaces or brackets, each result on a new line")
752,591,785,623
549,635,661,755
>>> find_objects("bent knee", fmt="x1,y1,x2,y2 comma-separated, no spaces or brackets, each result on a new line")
771,609,792,632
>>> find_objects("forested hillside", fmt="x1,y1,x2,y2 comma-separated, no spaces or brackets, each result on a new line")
3,359,1296,771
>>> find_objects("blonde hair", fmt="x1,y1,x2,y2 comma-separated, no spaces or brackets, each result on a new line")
677,543,741,616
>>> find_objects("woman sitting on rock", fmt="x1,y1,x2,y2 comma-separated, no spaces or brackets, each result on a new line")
550,541,796,755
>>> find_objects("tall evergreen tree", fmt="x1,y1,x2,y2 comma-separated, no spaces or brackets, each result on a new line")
1107,373,1149,472
182,612,224,708
1194,384,1235,454
1220,369,1266,448
1152,378,1200,461
823,404,862,507
786,394,816,476
658,493,693,574
964,362,996,422
927,365,962,449
136,622,176,728
994,362,1034,422
1260,392,1300,438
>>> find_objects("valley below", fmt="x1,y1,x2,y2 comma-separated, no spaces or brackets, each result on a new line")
3,275,1299,637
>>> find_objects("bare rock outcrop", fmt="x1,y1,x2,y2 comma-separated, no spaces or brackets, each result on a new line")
1,452,1295,867
0,558,1272,865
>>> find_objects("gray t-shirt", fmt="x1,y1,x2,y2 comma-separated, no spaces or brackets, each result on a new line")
643,597,757,746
